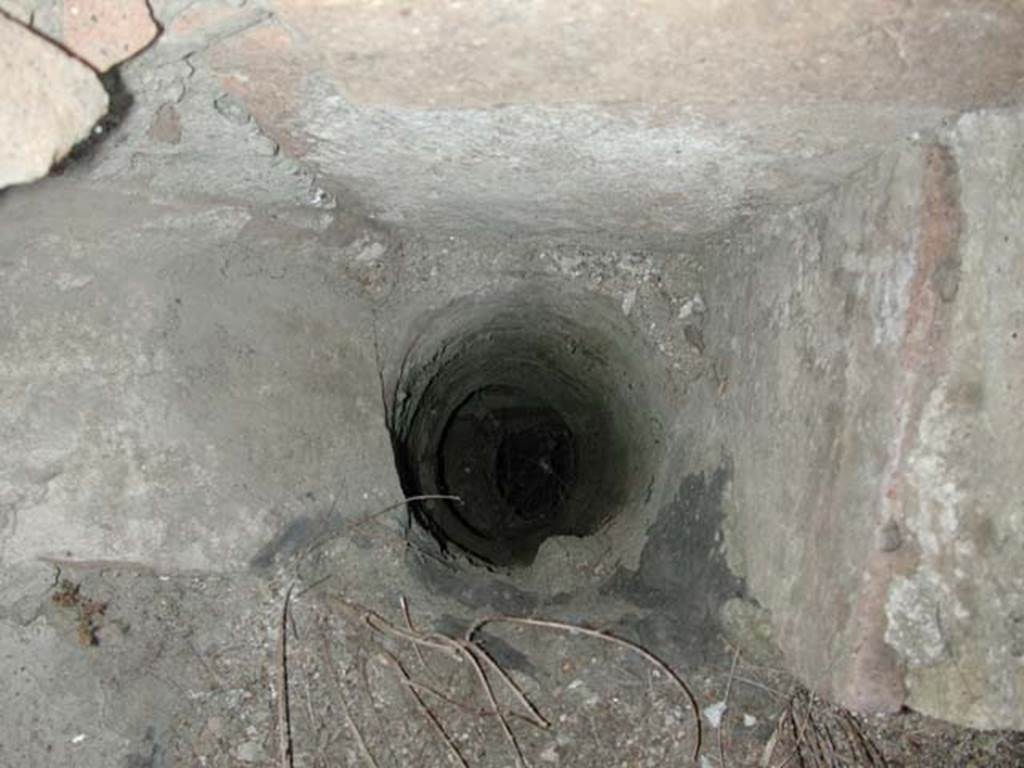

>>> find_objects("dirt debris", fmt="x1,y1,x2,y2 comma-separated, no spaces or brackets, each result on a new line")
51,577,108,647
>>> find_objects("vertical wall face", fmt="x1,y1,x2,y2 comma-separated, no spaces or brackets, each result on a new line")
898,109,1024,729
690,108,1024,729
691,143,925,715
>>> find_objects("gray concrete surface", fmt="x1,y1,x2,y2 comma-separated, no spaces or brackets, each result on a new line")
1,0,1023,763
0,175,746,765
199,0,1024,237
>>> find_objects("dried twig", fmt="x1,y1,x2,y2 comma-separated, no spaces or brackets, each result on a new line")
761,687,889,768
466,641,549,729
377,649,470,768
466,615,704,763
367,600,547,726
352,598,534,767
734,675,785,699
402,595,438,682
398,595,546,728
763,692,800,768
760,709,785,768
303,495,463,557
400,676,544,725
302,662,334,768
362,610,464,660
806,707,833,766
775,704,806,768
328,598,701,766
720,646,741,768
787,698,814,768
276,586,294,768
319,624,381,768
461,641,529,768
842,708,887,767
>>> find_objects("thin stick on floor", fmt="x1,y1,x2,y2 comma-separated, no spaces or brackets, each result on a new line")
401,595,438,682
362,610,465,660
276,586,295,768
362,604,530,768
467,640,550,729
734,675,784,699
360,597,546,728
719,646,741,768
465,615,704,763
319,624,381,768
775,696,812,768
359,603,530,767
760,708,788,768
460,641,530,768
400,675,546,725
377,648,470,768
302,495,463,557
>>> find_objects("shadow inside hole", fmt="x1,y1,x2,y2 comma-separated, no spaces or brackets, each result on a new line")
437,385,578,542
386,289,662,568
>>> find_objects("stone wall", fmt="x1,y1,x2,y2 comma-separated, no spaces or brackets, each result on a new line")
690,108,1024,729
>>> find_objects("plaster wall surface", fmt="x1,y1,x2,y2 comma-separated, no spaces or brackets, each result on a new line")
688,109,1024,729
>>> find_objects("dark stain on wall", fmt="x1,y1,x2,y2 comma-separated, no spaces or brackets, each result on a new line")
603,464,745,662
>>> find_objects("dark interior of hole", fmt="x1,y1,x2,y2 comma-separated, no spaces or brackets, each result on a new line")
437,385,578,541
387,298,659,567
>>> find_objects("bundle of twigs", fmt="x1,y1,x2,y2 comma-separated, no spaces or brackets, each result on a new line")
761,686,887,768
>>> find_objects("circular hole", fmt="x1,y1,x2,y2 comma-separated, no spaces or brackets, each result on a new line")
386,290,662,567
439,385,578,539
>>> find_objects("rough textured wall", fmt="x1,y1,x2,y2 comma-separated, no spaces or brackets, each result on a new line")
889,108,1024,729
693,144,922,714
691,108,1024,729
198,0,1024,237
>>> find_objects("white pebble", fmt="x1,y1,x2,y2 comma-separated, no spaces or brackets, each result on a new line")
678,293,706,320
621,287,638,316
702,700,727,728
539,744,559,763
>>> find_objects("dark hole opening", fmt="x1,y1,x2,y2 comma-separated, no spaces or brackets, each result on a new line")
436,385,578,544
387,293,660,567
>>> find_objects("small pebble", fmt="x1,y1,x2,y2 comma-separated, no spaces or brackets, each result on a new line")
539,743,559,763
703,701,727,728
